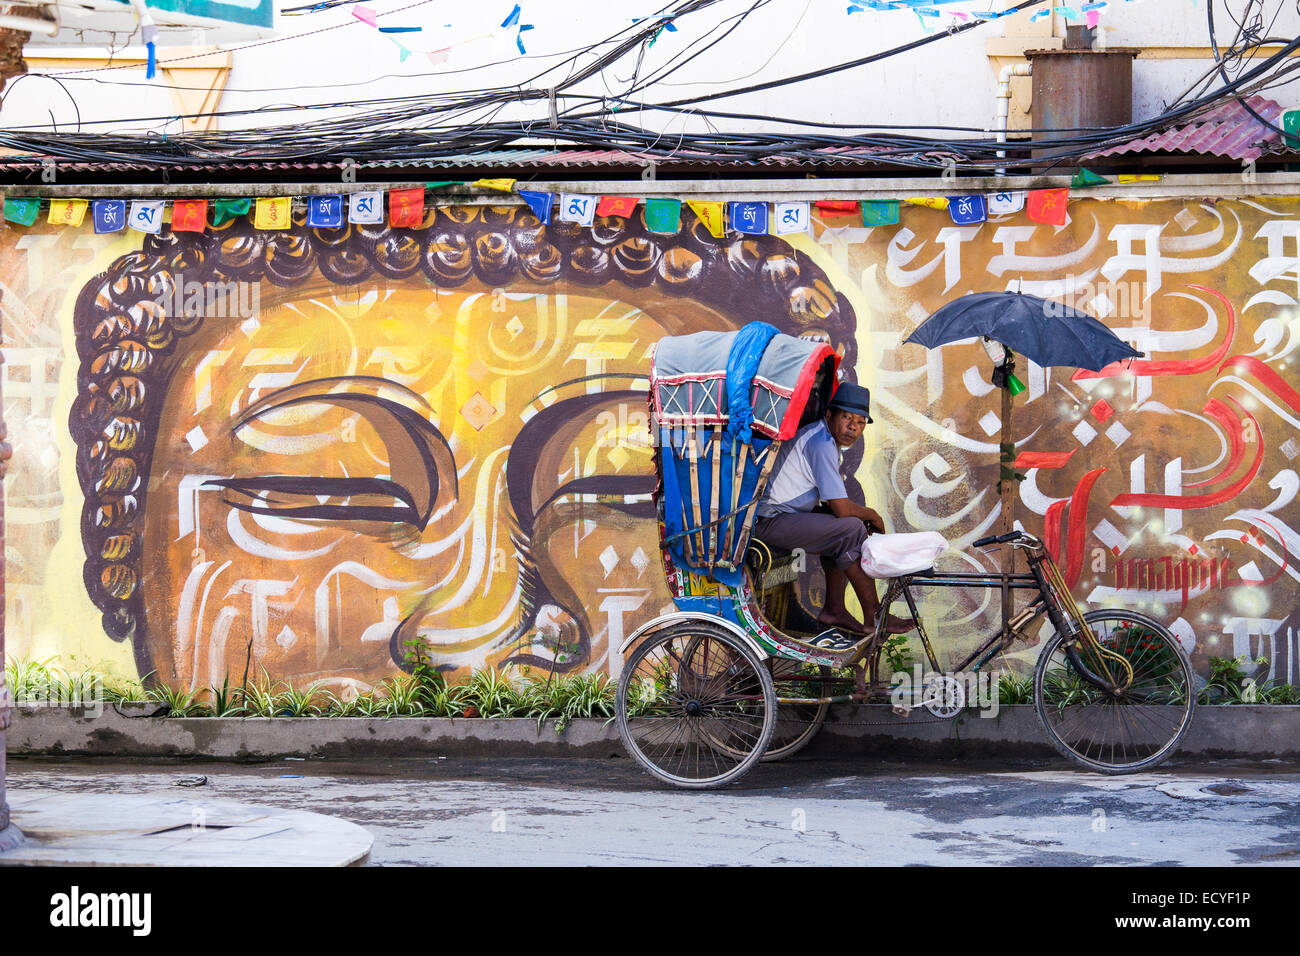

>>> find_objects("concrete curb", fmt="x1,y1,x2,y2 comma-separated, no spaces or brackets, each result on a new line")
7,703,1300,761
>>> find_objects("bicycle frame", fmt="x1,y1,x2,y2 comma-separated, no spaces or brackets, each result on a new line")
879,533,1128,696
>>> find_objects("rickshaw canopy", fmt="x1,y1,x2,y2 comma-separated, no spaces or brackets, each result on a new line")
651,324,839,586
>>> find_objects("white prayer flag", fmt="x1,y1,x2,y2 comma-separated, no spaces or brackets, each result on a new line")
559,193,596,226
988,191,1026,215
773,201,810,235
348,191,384,224
128,200,164,234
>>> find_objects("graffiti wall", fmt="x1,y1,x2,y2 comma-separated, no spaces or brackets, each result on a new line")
2,194,1298,692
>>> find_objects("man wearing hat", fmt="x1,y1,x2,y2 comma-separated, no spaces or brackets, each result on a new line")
754,381,913,637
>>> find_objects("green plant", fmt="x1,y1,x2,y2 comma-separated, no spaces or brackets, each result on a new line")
1200,655,1267,705
463,667,526,718
883,634,913,675
144,682,209,717
527,672,616,732
377,675,430,717
997,671,1034,705
276,680,324,717
209,673,247,717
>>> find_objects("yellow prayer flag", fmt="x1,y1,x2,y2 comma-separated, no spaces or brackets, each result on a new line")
48,198,88,227
254,197,292,230
687,200,726,238
1117,174,1161,183
473,178,517,193
904,197,949,210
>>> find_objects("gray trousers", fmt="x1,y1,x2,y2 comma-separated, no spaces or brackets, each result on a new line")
753,511,869,572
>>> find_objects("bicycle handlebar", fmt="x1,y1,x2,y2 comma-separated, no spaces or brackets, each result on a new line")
973,530,1023,548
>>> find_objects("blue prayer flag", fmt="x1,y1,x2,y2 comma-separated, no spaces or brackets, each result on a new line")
947,194,987,225
729,201,768,235
518,189,554,224
308,194,344,228
92,200,126,233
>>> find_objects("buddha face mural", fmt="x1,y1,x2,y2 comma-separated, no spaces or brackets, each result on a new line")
69,206,859,692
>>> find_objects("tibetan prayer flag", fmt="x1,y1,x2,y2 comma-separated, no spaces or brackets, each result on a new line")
349,191,383,225
171,199,208,233
423,181,462,189
947,194,987,225
389,186,425,228
687,200,726,238
1027,188,1069,226
988,191,1025,215
474,178,517,193
595,195,638,218
212,198,251,225
129,200,164,234
729,201,767,235
307,194,344,228
518,190,554,223
4,197,39,227
905,197,948,210
254,197,292,230
559,193,596,226
1117,174,1160,184
773,201,809,234
814,200,858,215
48,198,88,227
92,200,126,233
644,198,681,234
860,200,899,226
1071,167,1111,187
772,201,810,235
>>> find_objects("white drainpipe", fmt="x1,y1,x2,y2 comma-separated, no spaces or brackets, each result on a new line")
995,62,1032,176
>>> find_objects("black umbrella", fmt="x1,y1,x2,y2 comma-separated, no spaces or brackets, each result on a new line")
903,290,1141,634
903,291,1142,372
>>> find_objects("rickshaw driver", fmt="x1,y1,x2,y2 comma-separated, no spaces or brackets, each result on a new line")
753,382,915,636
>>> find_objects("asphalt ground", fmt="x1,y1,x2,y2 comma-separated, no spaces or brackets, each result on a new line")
7,753,1300,867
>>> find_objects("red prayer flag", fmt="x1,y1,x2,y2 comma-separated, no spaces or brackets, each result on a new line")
595,195,638,217
814,200,859,215
389,187,426,228
1027,188,1069,226
171,199,208,233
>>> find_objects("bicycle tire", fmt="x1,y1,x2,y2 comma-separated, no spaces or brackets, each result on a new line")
616,620,776,789
1033,609,1195,774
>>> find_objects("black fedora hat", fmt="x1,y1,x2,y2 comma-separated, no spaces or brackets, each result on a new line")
829,382,872,423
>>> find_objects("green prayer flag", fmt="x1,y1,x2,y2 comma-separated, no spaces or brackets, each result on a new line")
213,198,252,225
4,197,40,227
424,181,464,189
1070,168,1111,188
644,198,682,234
861,200,900,227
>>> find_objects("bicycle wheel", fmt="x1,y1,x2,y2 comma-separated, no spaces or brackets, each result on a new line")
1033,609,1195,774
766,660,838,761
616,621,776,789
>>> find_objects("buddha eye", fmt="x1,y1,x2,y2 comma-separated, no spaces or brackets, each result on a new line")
204,475,425,527
206,379,457,529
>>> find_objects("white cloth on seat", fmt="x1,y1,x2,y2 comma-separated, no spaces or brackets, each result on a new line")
859,531,947,578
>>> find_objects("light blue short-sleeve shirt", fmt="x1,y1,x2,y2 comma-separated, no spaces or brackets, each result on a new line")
756,420,847,517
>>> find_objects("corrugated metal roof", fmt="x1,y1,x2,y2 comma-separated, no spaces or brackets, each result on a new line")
1088,94,1285,162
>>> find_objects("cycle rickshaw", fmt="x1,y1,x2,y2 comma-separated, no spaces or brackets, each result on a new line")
613,325,1196,789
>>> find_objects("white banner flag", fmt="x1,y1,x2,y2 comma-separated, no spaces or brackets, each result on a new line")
773,201,810,235
128,200,164,234
348,191,384,224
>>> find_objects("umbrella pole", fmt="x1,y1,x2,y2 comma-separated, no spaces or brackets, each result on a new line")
999,383,1015,637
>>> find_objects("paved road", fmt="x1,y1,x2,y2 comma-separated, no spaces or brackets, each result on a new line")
7,755,1300,865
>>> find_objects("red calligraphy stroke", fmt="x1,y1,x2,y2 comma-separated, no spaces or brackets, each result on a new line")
1063,468,1108,588
1110,397,1263,510
1014,449,1078,470
1185,399,1245,489
1071,284,1236,380
1217,354,1300,419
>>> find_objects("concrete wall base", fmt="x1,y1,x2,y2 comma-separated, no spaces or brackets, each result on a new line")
6,703,1300,762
